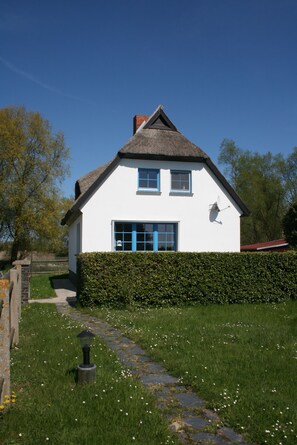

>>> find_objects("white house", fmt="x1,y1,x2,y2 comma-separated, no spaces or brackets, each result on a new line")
62,106,249,279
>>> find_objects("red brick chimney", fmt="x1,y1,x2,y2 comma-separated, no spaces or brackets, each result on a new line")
133,115,149,134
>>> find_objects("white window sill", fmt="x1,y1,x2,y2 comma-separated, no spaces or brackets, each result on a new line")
169,192,193,196
137,190,162,195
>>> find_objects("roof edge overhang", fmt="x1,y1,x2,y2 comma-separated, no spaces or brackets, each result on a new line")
205,158,250,217
61,209,82,226
61,155,120,226
118,152,207,162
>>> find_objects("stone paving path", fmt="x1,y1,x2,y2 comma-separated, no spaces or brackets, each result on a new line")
55,302,253,445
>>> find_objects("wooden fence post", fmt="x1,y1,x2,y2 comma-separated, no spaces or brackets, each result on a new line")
10,269,20,346
13,260,31,304
0,279,10,403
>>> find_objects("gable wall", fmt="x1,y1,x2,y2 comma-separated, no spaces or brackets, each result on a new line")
68,158,241,268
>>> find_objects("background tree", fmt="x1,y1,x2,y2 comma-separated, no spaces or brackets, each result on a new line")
0,106,70,261
218,139,296,244
283,201,297,248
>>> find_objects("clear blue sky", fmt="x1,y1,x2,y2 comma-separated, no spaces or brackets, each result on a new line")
1,0,297,197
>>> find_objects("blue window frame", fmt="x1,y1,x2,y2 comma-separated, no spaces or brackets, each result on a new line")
138,168,160,191
114,222,176,252
171,170,191,193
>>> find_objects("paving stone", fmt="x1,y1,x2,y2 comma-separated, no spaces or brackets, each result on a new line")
191,432,229,444
134,355,152,363
140,373,179,385
126,345,147,355
183,416,210,430
143,362,165,373
120,336,133,345
154,388,172,398
105,342,123,351
175,392,205,408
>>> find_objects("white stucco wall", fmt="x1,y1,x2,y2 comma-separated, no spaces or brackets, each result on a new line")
68,159,242,273
68,214,82,273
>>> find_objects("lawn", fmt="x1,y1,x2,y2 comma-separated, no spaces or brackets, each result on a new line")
30,273,68,299
0,304,178,445
83,301,297,445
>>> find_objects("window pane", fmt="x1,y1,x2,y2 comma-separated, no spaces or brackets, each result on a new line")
124,242,132,251
171,171,190,191
145,233,153,242
123,223,132,232
137,242,145,251
144,223,153,232
138,169,159,189
137,223,145,232
146,243,153,251
166,224,174,232
137,233,144,242
115,223,123,232
148,171,157,180
124,233,132,242
158,233,166,242
171,180,180,189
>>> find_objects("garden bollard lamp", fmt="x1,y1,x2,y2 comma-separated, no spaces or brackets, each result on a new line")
77,330,96,384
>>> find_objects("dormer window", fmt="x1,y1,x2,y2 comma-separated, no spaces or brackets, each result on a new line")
138,168,160,192
170,170,191,194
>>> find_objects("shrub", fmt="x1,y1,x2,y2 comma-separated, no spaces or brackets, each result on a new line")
77,252,297,307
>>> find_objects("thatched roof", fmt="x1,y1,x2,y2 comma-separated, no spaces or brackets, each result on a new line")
118,128,208,161
75,159,115,199
62,106,250,225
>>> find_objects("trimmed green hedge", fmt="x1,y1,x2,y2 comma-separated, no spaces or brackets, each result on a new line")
76,252,297,307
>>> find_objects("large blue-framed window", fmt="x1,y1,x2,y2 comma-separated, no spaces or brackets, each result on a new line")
114,222,176,251
170,170,191,193
138,168,160,191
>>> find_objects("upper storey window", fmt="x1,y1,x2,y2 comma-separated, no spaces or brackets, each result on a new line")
170,170,191,193
138,168,160,192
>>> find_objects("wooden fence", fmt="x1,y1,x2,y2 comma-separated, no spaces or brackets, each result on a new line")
31,258,68,274
0,263,27,403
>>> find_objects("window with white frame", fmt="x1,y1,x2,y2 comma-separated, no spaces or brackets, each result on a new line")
170,170,191,193
138,168,160,191
114,222,176,252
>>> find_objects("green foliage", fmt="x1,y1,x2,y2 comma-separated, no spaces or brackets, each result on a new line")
283,201,297,247
219,140,297,244
77,252,297,307
0,106,70,261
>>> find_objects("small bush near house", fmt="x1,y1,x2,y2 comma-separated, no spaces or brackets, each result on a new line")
77,252,297,307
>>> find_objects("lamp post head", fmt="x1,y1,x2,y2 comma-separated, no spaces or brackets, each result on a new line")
77,330,95,348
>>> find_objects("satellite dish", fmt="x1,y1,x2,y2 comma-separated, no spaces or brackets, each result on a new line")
209,200,220,212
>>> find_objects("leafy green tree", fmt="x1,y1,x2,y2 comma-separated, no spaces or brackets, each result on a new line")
0,106,70,261
283,201,297,248
219,139,296,244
